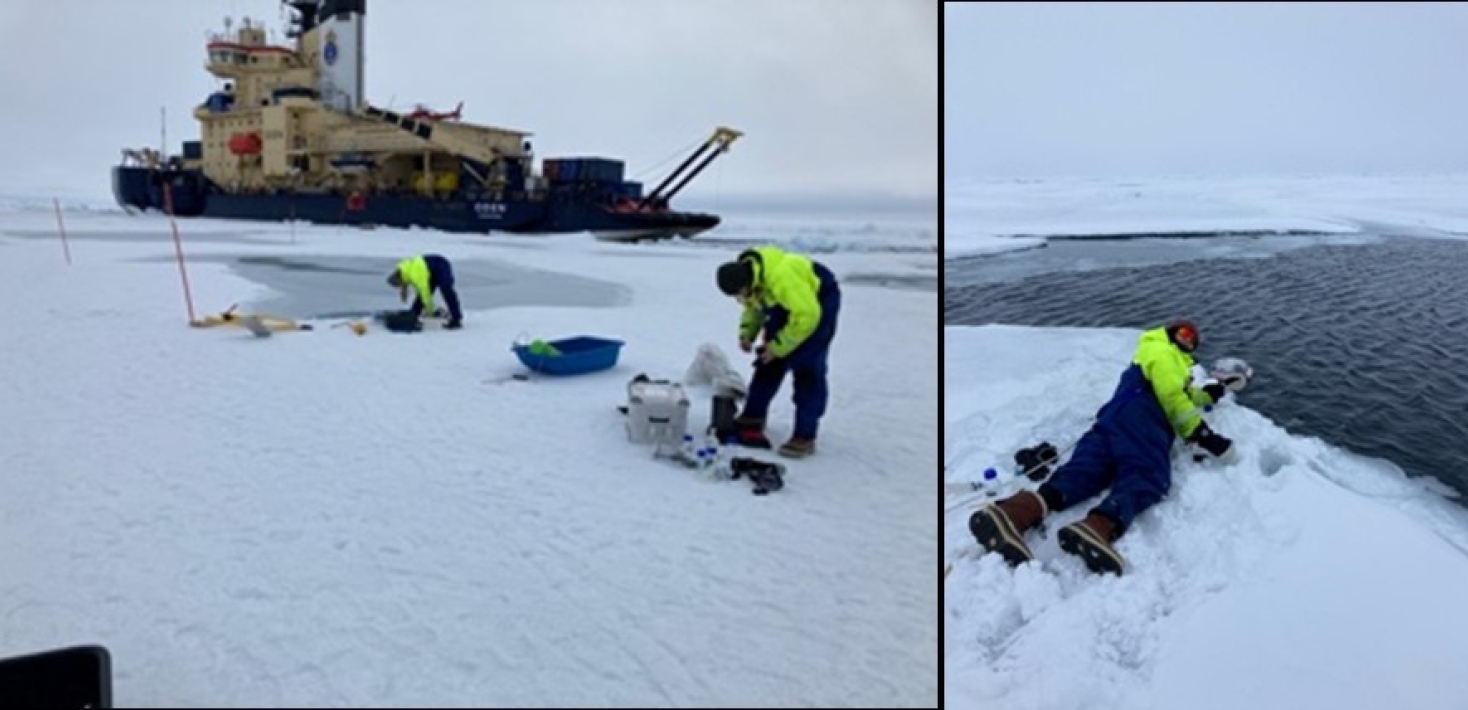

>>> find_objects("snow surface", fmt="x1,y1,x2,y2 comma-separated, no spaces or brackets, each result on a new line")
941,234,1047,261
944,173,1468,260
944,324,1468,710
691,209,936,256
0,206,937,707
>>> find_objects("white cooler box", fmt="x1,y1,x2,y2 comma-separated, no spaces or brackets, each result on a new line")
626,380,690,446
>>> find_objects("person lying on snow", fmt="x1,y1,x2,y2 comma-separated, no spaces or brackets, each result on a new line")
386,253,463,330
970,318,1237,575
715,245,842,459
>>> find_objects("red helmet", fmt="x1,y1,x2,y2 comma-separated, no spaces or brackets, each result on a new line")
1166,318,1200,353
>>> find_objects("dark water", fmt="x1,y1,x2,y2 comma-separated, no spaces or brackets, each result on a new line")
946,237,1468,500
842,273,937,291
141,254,630,318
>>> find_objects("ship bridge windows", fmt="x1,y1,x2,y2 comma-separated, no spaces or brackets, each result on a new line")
271,86,318,103
208,47,247,65
208,42,295,68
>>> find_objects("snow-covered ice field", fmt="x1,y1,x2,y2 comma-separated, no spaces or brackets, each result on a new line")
944,325,1468,710
944,173,1468,261
0,204,937,707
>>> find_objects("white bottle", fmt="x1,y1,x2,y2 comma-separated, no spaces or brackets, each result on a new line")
703,448,729,480
681,434,696,464
980,467,1006,498
702,432,720,466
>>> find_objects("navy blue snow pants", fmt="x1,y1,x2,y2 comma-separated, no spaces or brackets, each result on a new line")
410,254,463,322
740,263,841,439
1044,363,1176,534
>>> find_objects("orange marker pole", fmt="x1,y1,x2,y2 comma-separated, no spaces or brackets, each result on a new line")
163,184,197,324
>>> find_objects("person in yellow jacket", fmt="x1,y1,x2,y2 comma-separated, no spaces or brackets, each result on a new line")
715,246,841,458
969,318,1237,575
386,253,463,329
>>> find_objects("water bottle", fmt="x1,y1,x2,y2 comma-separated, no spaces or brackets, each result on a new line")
702,432,721,462
681,434,696,463
980,467,998,494
703,432,729,480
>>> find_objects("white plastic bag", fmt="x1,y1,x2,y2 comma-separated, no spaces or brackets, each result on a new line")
685,343,747,397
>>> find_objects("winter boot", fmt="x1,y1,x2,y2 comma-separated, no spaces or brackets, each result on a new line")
969,489,1047,567
778,437,816,458
1057,511,1125,575
727,416,772,449
732,416,765,429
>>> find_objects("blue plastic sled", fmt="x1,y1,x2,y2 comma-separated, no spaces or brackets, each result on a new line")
513,336,624,376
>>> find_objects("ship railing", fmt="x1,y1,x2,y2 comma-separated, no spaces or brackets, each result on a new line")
120,148,162,169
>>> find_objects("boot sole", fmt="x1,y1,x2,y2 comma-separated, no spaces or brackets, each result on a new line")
1057,523,1125,576
968,507,1034,567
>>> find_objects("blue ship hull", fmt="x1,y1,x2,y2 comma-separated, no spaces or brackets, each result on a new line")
111,166,720,241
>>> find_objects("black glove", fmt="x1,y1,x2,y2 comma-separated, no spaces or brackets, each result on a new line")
1014,442,1060,481
1188,422,1233,458
1202,381,1227,404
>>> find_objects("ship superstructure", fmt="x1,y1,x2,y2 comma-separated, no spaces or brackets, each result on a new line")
113,0,741,241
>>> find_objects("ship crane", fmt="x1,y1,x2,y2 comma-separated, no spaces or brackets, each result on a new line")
639,127,743,210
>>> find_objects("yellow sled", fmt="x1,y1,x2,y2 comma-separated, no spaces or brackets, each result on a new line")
190,305,313,337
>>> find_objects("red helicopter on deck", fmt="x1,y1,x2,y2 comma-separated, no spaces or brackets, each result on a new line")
403,101,463,122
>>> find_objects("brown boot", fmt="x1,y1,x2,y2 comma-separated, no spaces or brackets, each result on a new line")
778,437,816,458
1058,511,1125,575
968,490,1047,567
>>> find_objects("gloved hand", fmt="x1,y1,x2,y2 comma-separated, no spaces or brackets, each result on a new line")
1202,380,1227,404
1188,422,1233,459
739,337,754,353
1218,372,1249,393
752,345,780,368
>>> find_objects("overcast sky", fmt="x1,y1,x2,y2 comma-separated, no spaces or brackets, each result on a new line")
0,0,935,211
947,2,1468,180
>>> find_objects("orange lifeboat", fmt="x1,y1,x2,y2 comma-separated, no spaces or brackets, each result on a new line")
228,132,262,156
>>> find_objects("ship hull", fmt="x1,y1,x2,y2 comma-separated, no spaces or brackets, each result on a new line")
111,167,718,241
